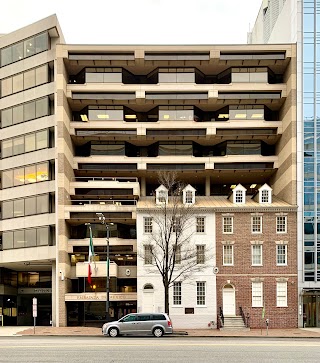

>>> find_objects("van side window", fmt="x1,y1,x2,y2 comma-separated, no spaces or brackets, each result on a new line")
137,314,151,321
122,314,137,322
152,314,166,320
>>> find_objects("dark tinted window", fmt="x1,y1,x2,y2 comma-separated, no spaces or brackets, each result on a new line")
122,314,136,322
152,314,166,321
137,314,151,321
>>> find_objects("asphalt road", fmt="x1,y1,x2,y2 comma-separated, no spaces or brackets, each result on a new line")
0,336,319,363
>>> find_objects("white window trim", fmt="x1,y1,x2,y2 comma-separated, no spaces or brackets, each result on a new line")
196,281,206,306
173,281,182,306
196,216,205,234
223,216,234,234
252,281,263,307
276,244,288,266
223,245,234,266
276,281,288,307
144,245,153,265
276,215,287,234
251,244,263,266
143,217,153,234
251,216,262,234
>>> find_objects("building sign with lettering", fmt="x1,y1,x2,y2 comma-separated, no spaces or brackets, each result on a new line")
65,292,137,302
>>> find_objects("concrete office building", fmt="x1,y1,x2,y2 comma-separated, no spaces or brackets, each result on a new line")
0,15,297,328
248,0,319,328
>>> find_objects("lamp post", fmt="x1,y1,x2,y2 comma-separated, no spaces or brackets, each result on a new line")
96,212,112,322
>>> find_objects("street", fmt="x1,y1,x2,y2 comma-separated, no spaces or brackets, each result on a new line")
0,336,319,362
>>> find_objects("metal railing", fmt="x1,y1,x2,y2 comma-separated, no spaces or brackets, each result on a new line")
71,199,137,206
72,176,138,182
218,307,224,329
239,306,250,328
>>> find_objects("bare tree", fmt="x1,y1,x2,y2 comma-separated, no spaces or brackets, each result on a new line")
141,171,210,315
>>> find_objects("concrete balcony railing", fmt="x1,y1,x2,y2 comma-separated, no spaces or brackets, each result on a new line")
75,261,137,278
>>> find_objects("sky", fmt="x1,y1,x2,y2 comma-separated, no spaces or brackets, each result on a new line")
0,0,262,44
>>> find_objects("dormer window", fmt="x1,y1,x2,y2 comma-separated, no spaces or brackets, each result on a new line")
235,190,243,203
258,184,272,204
156,185,168,205
232,184,246,204
183,184,196,205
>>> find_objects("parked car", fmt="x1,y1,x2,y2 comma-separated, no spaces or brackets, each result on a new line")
102,313,173,337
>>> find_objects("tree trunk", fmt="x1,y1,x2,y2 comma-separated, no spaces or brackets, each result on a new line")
164,281,170,315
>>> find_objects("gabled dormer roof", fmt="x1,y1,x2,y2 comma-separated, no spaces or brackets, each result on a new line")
228,183,247,204
183,184,196,205
155,185,168,204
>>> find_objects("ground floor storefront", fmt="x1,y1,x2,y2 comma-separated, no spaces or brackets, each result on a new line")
302,290,320,327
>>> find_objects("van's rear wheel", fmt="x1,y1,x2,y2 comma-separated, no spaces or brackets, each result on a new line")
108,327,119,337
153,327,164,337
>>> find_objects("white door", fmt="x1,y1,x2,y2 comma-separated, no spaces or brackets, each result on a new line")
142,292,155,312
223,287,236,316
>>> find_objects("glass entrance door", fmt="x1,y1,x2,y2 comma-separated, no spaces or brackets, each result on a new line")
303,294,320,327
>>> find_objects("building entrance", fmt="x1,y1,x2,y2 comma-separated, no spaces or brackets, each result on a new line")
303,292,320,327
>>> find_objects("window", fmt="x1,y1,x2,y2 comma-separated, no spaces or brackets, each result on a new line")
196,217,205,233
252,281,263,307
157,190,167,204
276,216,287,233
197,282,206,305
2,226,51,250
185,190,193,204
174,245,181,264
144,217,153,233
144,245,153,264
235,190,243,203
172,217,180,233
173,282,181,305
276,282,287,307
251,216,262,233
252,244,262,265
196,245,205,264
223,216,233,234
261,190,269,203
276,245,287,265
223,245,234,265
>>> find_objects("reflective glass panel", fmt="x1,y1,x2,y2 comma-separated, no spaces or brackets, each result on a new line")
37,226,49,246
36,130,48,149
2,201,13,219
13,136,24,155
24,165,36,184
25,196,36,216
36,97,49,118
1,108,13,127
35,65,48,85
12,73,23,93
2,139,13,158
24,69,36,89
1,47,12,67
3,231,13,249
37,194,49,214
13,167,24,186
24,37,35,57
35,32,48,53
37,163,49,181
12,42,23,62
24,101,36,121
2,170,13,188
25,229,37,247
14,230,25,249
13,199,24,217
1,77,13,97
25,133,36,152
12,105,23,125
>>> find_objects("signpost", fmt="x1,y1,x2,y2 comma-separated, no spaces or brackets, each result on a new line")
32,297,37,334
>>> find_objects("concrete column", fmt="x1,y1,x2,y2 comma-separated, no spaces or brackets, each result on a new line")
51,260,57,326
141,177,146,197
206,176,211,196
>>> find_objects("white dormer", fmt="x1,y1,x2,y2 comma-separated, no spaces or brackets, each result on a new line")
258,183,272,204
183,184,196,205
232,184,246,204
155,185,168,205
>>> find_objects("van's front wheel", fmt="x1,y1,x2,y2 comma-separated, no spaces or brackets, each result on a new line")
153,327,164,337
108,327,119,337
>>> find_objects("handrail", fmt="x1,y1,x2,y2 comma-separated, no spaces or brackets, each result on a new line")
239,306,250,328
72,176,138,182
219,307,224,327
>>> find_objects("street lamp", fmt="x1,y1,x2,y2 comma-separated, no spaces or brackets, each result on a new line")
96,212,113,322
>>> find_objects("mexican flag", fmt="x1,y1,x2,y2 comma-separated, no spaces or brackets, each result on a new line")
87,225,94,284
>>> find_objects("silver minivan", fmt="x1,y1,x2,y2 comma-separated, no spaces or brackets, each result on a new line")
102,313,173,337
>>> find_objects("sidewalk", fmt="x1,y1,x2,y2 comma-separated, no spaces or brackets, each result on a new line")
1,326,319,338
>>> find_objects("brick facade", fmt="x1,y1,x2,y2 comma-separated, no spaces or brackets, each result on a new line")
216,211,298,329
